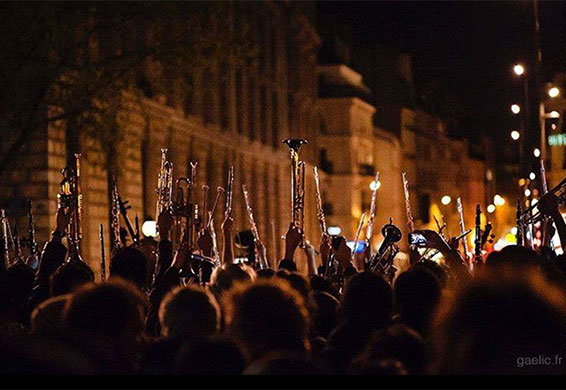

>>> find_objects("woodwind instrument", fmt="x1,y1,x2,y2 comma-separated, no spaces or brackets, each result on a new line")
351,212,366,261
313,167,327,237
1,209,10,268
366,172,380,249
118,194,139,246
201,185,209,232
208,187,224,230
13,223,25,265
110,178,123,251
456,197,470,260
58,153,83,262
540,159,554,248
516,199,524,246
283,139,307,247
24,200,39,268
99,224,106,282
242,184,268,269
402,173,415,233
155,149,173,231
225,166,234,216
474,204,482,265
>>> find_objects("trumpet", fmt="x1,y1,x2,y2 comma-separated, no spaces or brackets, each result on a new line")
110,178,123,251
283,139,307,247
368,220,402,282
351,212,366,261
242,184,268,269
58,153,83,262
171,177,192,246
155,149,173,227
520,175,566,226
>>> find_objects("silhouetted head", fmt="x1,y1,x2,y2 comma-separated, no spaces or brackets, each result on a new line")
309,275,338,298
256,268,276,279
342,272,392,331
485,245,540,270
50,260,95,297
354,324,426,375
412,259,448,288
62,278,147,374
174,336,246,375
31,294,71,340
432,269,566,374
394,267,441,337
159,285,219,340
244,351,330,375
109,246,148,291
224,279,309,360
351,358,408,375
209,263,255,300
278,258,297,272
5,261,34,305
312,291,340,339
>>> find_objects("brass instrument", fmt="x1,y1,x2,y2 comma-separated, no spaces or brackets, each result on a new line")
351,212,366,261
58,153,83,262
171,177,192,245
313,167,328,238
1,209,10,268
225,166,234,217
366,172,380,249
242,184,268,269
521,176,566,226
99,224,106,282
189,162,198,245
155,148,173,229
368,220,402,282
516,199,524,246
110,179,123,251
283,139,307,247
456,197,470,261
402,172,415,233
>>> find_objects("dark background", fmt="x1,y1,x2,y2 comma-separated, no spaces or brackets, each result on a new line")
318,1,566,146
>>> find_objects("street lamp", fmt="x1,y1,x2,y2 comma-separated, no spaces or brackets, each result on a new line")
533,148,541,157
549,87,560,98
513,64,525,76
441,195,452,205
511,104,521,114
529,172,536,180
511,130,521,140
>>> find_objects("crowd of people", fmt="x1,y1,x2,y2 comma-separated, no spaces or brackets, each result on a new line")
2,185,566,376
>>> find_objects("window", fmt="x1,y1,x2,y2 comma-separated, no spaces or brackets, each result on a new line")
320,149,334,173
272,91,279,147
260,86,267,144
220,63,229,131
248,76,256,140
202,68,214,124
236,70,243,134
418,193,431,224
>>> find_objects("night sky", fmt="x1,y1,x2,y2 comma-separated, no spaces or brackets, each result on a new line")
318,1,566,144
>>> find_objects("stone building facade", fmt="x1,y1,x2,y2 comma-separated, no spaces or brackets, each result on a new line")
0,2,323,277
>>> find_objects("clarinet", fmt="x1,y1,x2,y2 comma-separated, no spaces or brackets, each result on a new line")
99,224,106,282
474,204,482,265
516,199,523,246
